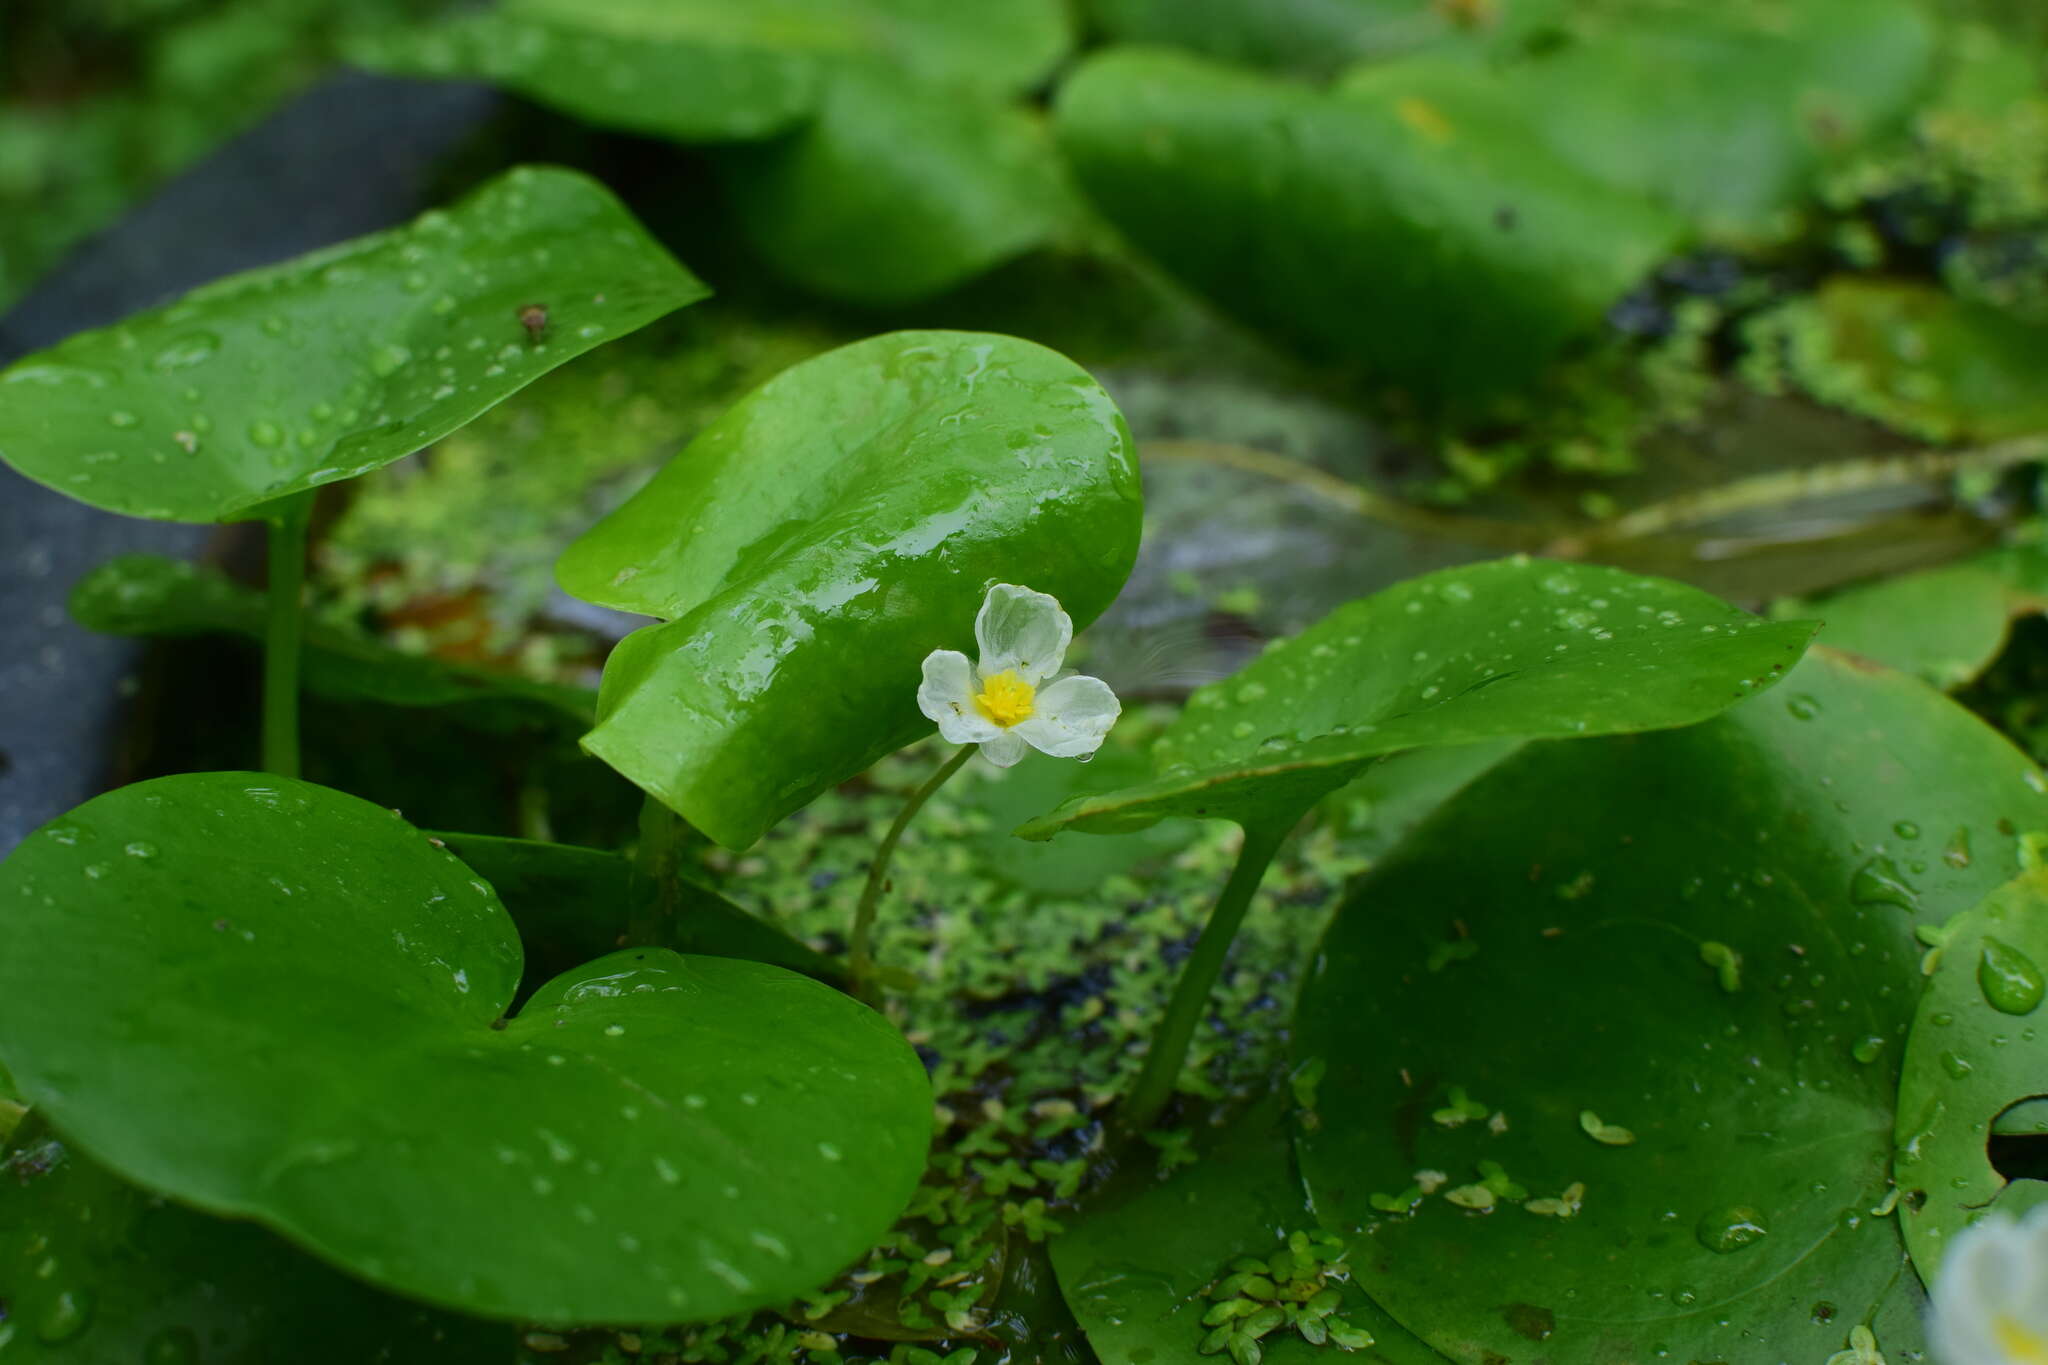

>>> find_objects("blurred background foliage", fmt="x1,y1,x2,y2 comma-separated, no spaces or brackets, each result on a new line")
10,0,2048,796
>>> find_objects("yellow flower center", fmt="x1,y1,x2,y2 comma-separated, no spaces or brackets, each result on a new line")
1998,1315,2048,1364
974,670,1036,728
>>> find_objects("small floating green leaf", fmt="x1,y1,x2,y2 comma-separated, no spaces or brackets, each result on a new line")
1699,940,1743,993
1577,1111,1636,1147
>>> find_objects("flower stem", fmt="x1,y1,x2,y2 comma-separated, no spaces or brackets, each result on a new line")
849,745,973,1004
1122,822,1287,1134
629,795,685,948
261,492,313,779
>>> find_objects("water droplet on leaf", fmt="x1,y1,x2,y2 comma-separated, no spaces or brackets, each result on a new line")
1979,936,2044,1015
1696,1206,1768,1254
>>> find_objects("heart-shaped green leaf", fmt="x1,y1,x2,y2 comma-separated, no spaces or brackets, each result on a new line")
1051,1098,1444,1365
354,0,1070,142
1291,648,2045,1362
1019,558,1815,841
435,831,843,993
0,774,931,1325
1896,868,2048,1281
558,331,1142,849
70,554,596,723
0,1114,513,1361
0,165,705,523
721,67,1078,305
1052,48,1680,401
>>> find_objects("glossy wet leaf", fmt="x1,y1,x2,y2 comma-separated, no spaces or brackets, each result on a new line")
0,165,705,523
1772,278,2048,442
1292,649,2047,1363
1051,1099,1443,1365
0,774,931,1325
1895,869,2048,1281
435,831,842,995
355,0,1069,142
1019,558,1814,841
721,68,1078,305
1774,547,2048,692
1337,0,1934,244
558,331,1142,849
1052,48,1680,402
71,554,595,725
0,1114,513,1362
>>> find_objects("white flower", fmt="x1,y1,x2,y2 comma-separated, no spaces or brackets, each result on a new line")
1929,1203,2048,1365
917,584,1120,768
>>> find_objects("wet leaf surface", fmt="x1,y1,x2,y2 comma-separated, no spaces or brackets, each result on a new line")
1895,869,2048,1282
0,1113,513,1362
1051,1098,1445,1365
0,166,704,523
1292,649,2046,1362
1020,558,1814,840
0,774,930,1324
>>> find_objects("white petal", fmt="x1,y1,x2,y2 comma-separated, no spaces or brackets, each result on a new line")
918,650,1000,745
1931,1211,2048,1365
2015,1204,2048,1338
978,730,1028,768
1013,674,1119,758
975,583,1071,685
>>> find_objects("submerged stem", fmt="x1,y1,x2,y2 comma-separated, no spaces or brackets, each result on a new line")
260,493,313,779
1122,822,1288,1134
849,745,974,1004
